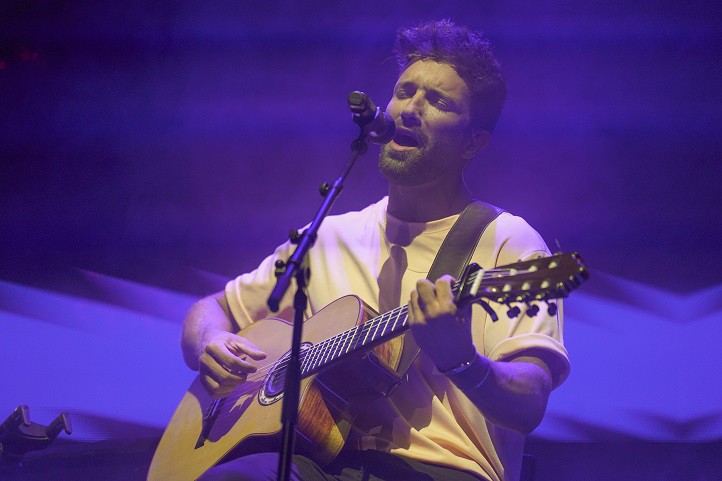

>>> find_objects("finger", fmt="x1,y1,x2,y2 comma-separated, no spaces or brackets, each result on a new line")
200,368,238,399
409,290,425,326
415,278,437,306
200,372,219,394
433,278,458,317
200,351,251,385
435,276,456,304
229,339,267,360
206,341,259,374
201,372,238,398
416,278,456,318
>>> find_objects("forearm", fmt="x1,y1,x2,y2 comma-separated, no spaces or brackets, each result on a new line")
181,291,236,370
445,353,552,434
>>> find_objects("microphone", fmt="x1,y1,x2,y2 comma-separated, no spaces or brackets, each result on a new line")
348,91,396,144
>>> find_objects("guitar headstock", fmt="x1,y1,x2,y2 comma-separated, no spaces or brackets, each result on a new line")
455,253,588,317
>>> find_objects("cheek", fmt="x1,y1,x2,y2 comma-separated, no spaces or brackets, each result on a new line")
430,119,469,139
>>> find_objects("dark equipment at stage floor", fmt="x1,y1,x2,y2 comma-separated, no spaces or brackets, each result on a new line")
0,405,72,466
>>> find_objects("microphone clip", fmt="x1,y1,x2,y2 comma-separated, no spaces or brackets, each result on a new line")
348,91,396,145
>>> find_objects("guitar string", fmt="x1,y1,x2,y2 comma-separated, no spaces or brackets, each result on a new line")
201,263,558,418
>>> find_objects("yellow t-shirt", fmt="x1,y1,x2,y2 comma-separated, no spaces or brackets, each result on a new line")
226,197,570,481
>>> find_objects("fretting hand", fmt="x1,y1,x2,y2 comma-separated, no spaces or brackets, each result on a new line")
408,275,477,373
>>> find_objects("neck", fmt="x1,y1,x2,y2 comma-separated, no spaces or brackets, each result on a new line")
387,174,472,223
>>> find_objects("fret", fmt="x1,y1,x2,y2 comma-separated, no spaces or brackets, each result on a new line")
327,335,341,365
303,347,319,376
310,343,324,373
311,341,326,371
332,329,350,362
307,342,320,372
390,306,406,333
375,312,387,340
311,325,355,371
339,327,354,356
379,311,392,338
344,325,357,354
369,317,382,344
318,337,333,369
326,335,340,364
363,318,377,345
299,348,309,376
348,324,363,353
361,317,374,346
315,341,326,369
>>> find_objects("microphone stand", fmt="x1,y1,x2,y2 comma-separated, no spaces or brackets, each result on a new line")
268,110,379,481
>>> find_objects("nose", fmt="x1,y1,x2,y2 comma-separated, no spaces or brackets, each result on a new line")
399,93,424,127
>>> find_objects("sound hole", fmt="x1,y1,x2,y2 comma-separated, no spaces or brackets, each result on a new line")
258,342,312,405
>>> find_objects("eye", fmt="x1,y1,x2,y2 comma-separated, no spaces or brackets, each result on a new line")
425,91,451,111
395,85,415,99
433,98,450,110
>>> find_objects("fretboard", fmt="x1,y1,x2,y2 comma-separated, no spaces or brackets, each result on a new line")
298,279,466,377
299,304,410,376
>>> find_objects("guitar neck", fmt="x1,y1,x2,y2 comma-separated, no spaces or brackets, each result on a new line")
298,252,588,378
300,303,412,377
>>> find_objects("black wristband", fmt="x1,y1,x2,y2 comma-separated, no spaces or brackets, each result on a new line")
445,353,492,392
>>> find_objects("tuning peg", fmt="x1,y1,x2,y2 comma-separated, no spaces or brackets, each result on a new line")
506,305,521,318
526,304,540,317
547,302,558,316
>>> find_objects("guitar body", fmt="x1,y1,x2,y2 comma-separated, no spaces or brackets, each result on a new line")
147,295,401,481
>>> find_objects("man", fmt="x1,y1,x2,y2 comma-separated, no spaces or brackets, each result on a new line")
183,20,569,481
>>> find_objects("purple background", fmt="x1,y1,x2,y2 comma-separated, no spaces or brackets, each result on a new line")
1,1,721,479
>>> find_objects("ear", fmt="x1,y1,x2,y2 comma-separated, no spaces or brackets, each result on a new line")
463,127,491,159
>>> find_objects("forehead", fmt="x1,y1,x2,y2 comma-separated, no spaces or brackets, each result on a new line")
396,60,470,98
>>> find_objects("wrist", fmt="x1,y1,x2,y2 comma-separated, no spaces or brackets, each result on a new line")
443,353,492,392
438,350,478,375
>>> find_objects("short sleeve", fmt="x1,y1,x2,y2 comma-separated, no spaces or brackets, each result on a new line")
224,240,297,330
475,214,571,388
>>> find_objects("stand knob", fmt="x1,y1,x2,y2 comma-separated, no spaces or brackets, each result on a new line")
289,229,302,244
274,260,287,277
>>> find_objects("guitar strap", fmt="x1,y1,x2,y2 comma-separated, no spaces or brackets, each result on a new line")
392,200,505,384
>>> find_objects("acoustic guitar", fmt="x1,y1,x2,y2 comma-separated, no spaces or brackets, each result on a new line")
148,253,588,481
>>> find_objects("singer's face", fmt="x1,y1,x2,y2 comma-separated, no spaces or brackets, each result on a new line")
379,59,475,186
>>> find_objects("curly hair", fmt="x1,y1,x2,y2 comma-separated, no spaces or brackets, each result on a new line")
394,19,508,132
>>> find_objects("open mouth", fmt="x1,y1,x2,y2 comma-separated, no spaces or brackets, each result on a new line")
393,128,419,148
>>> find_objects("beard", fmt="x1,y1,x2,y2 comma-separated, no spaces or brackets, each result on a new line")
378,133,462,186
378,145,432,186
